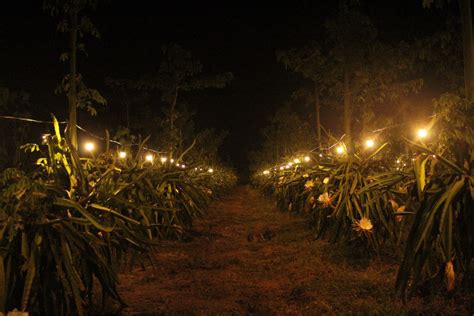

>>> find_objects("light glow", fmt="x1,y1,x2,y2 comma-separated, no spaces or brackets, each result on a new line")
365,139,375,148
304,156,310,162
208,168,214,173
119,151,127,158
417,128,428,138
160,157,167,163
294,158,301,164
336,146,345,154
84,142,95,152
263,170,270,175
145,154,154,162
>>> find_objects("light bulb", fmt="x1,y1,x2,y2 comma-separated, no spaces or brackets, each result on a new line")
160,157,167,163
145,154,153,162
119,151,127,158
365,139,375,148
304,156,310,162
84,142,95,152
208,168,214,173
294,158,300,164
417,128,428,138
336,146,344,154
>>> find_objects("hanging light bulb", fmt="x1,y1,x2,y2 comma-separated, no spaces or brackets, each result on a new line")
170,158,175,163
208,168,214,173
365,139,375,148
336,145,345,154
263,170,270,175
181,164,186,168
119,151,127,158
304,156,310,162
84,142,95,152
160,157,167,163
294,158,301,164
145,154,154,162
417,128,428,139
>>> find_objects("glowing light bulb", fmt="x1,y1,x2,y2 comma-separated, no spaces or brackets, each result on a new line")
170,159,175,163
365,139,375,148
336,146,345,154
84,142,95,152
119,151,127,158
288,162,293,166
160,157,167,163
417,128,428,138
319,153,323,157
208,168,214,173
145,154,154,162
396,159,400,164
294,158,300,164
280,166,284,170
263,170,270,175
181,164,186,168
304,156,310,162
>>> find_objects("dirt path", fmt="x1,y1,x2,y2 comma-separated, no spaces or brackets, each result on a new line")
117,186,472,315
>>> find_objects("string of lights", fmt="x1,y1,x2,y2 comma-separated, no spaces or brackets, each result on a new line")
0,113,435,175
258,116,436,176
0,114,165,154
0,114,218,173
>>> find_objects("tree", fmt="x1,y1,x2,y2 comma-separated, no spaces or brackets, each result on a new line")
250,105,314,171
110,44,233,155
278,3,422,152
277,45,326,149
44,0,106,149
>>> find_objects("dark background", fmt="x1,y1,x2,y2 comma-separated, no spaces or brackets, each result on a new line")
0,1,442,175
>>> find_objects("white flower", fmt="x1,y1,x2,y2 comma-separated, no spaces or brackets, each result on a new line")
353,217,373,234
318,192,333,208
304,180,315,190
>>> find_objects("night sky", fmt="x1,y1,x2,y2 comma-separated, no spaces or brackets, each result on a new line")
1,1,442,174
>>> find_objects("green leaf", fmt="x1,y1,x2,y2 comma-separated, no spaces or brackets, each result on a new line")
54,198,114,233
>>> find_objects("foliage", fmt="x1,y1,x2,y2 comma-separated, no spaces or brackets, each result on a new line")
253,114,473,297
106,44,233,154
0,116,237,314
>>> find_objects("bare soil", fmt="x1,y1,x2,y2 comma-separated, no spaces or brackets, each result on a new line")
116,186,473,315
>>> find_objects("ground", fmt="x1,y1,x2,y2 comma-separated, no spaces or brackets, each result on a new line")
115,186,473,315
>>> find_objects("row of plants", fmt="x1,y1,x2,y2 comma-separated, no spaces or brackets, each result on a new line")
253,121,473,299
0,117,237,315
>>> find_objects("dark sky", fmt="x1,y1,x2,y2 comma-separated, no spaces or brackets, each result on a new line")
1,1,441,174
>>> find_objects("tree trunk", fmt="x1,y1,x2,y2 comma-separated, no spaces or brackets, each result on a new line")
169,87,179,154
315,82,322,150
340,0,353,152
68,8,78,149
343,64,352,152
460,0,474,100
